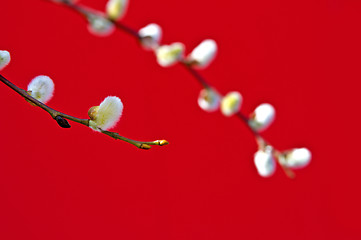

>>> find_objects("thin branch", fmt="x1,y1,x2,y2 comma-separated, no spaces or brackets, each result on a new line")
181,62,270,144
45,0,296,176
59,1,141,39
0,74,169,150
181,62,212,89
113,21,141,39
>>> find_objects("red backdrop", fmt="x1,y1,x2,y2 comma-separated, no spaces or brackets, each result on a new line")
0,0,360,239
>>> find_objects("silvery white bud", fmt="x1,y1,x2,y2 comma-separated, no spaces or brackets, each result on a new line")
155,42,184,67
89,96,123,131
197,88,221,112
106,0,128,21
249,103,275,132
187,39,217,68
138,23,162,50
278,148,311,169
254,146,276,177
87,14,115,37
27,75,55,104
220,91,242,117
0,50,11,70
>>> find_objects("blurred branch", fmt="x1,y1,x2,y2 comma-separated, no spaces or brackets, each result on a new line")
44,0,309,177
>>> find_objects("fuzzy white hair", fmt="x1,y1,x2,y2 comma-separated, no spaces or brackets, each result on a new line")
0,50,11,70
27,75,55,104
188,39,217,68
94,96,123,130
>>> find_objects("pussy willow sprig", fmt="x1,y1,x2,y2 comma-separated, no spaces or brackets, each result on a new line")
45,0,311,178
0,53,168,149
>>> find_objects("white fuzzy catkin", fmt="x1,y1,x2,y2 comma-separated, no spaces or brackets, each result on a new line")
197,88,221,112
87,14,115,37
249,103,275,132
155,42,184,67
138,23,162,50
254,147,276,177
187,39,217,68
106,0,128,20
27,75,55,104
279,148,312,169
220,91,242,117
90,96,123,131
0,50,11,70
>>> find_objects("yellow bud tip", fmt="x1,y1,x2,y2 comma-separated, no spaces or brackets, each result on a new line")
158,140,169,146
140,144,152,150
88,106,100,120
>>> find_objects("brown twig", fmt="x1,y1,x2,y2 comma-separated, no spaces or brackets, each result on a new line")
0,74,168,149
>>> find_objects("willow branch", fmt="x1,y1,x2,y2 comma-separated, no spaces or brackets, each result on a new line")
0,74,168,150
46,0,295,176
58,1,140,39
181,62,269,143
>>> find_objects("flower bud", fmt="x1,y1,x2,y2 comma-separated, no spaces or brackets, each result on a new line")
106,0,128,21
220,91,242,117
87,14,115,37
88,96,123,131
27,75,55,104
249,103,275,132
88,106,100,120
197,88,221,112
155,42,184,67
0,50,11,70
254,146,276,177
187,39,217,68
138,23,162,50
278,148,311,169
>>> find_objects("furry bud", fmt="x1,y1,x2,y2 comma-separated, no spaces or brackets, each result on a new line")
254,146,276,177
220,91,242,117
249,103,275,132
279,148,312,169
88,96,123,131
106,0,128,20
187,39,217,68
197,88,221,112
155,43,184,67
139,23,162,50
87,14,115,37
27,75,55,104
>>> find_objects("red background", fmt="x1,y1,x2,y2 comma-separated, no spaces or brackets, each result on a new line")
0,0,360,239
